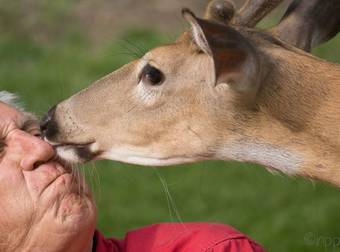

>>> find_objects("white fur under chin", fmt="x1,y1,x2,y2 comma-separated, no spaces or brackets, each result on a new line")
0,91,24,111
101,148,202,166
56,146,83,164
219,140,303,175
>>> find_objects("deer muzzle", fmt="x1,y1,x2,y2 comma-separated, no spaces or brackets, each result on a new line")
41,104,101,164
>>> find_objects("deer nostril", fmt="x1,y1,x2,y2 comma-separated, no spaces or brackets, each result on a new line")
40,105,59,139
40,105,56,130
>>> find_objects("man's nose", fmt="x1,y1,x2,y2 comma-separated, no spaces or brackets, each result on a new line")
19,132,55,170
40,105,59,139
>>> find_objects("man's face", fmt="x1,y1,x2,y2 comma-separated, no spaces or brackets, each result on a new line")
0,102,96,252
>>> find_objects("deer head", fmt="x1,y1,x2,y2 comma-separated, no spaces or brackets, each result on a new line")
42,9,263,165
41,0,340,186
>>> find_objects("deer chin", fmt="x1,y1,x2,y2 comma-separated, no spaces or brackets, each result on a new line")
99,147,206,166
45,138,101,164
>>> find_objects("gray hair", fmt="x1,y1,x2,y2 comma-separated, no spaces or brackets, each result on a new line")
0,91,24,111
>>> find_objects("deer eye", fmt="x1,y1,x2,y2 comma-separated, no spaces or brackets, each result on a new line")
139,64,164,86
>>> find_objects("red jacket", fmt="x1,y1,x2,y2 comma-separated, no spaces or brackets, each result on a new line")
93,223,266,252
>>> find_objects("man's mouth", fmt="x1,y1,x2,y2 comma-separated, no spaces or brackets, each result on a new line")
35,162,74,196
39,165,89,199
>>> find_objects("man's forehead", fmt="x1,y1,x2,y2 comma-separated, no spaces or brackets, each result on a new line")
0,102,22,120
0,102,23,138
0,99,38,131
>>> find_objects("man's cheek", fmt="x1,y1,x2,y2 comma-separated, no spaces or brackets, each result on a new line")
0,194,34,252
0,167,34,227
0,160,23,192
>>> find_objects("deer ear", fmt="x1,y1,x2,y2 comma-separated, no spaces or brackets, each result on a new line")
182,8,261,96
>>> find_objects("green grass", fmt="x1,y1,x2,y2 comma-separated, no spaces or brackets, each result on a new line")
2,27,340,252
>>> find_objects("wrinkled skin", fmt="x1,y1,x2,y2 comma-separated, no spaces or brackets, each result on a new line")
0,102,96,252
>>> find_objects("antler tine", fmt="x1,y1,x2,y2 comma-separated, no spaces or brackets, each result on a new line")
204,0,236,25
232,0,284,27
203,0,340,53
203,0,283,27
271,0,340,52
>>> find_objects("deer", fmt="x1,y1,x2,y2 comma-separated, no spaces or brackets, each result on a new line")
41,0,340,186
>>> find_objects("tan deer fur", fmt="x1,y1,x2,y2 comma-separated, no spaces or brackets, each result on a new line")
42,6,340,186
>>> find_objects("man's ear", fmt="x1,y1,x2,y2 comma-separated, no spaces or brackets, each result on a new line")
182,8,261,97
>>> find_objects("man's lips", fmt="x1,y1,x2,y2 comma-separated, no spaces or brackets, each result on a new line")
42,171,69,194
31,162,71,196
37,162,87,197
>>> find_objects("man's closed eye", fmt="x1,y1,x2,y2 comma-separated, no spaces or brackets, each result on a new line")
20,113,41,137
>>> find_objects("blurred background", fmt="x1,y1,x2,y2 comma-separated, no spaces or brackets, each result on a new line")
1,0,340,251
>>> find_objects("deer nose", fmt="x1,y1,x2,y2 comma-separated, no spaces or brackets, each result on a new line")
40,105,59,139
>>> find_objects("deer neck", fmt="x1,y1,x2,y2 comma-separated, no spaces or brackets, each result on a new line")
218,49,340,186
218,113,340,186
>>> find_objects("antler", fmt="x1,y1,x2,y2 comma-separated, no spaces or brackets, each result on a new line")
204,0,236,24
204,0,284,27
204,0,340,52
232,0,284,27
271,0,340,52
